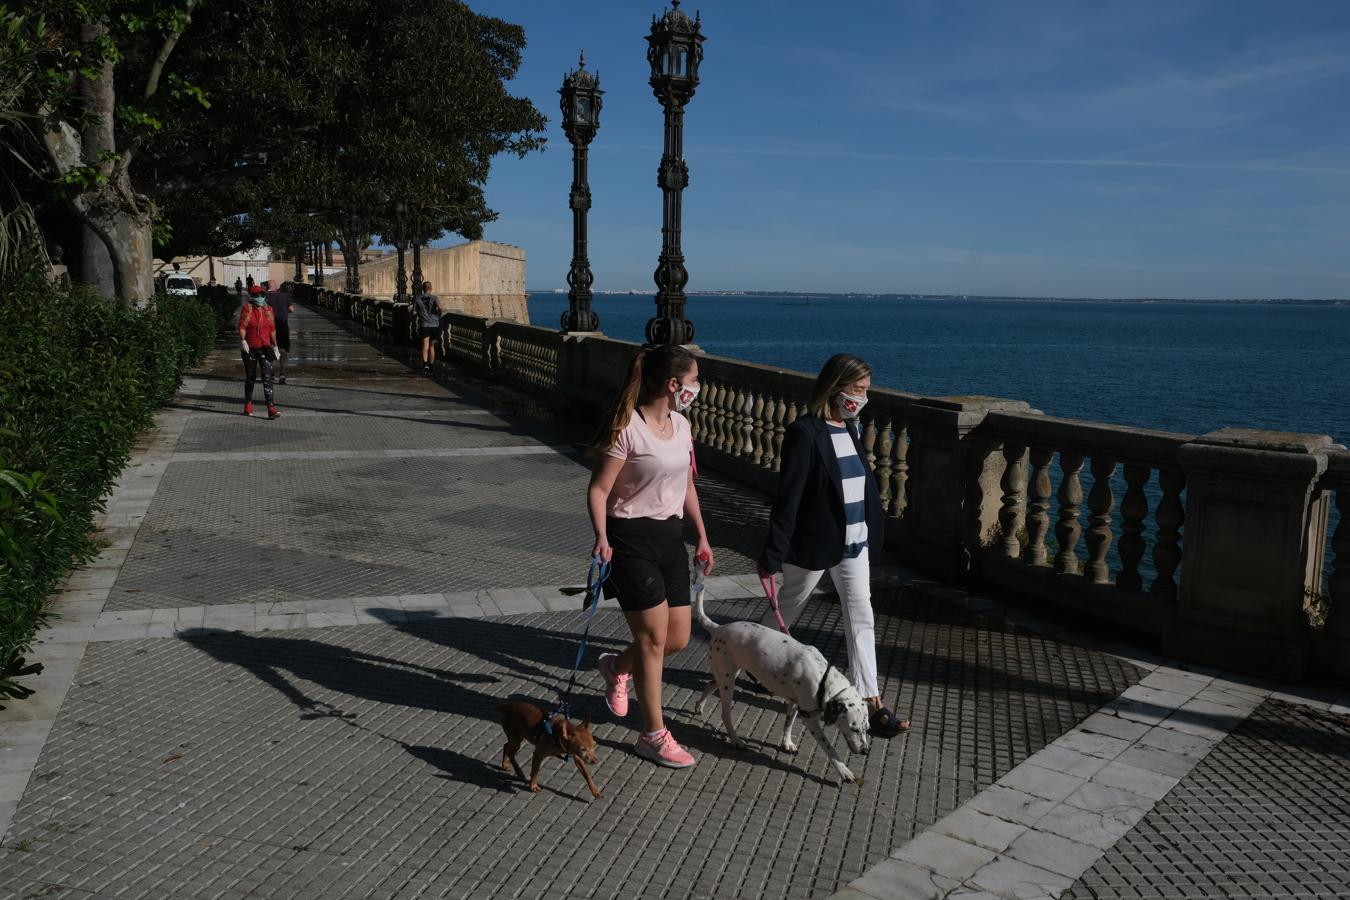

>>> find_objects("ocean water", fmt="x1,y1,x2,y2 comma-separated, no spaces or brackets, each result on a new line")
529,293,1350,441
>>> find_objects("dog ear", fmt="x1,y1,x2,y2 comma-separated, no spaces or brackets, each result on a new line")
824,699,844,726
582,710,592,727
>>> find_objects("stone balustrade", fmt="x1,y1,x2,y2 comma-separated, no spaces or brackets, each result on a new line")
290,282,1348,683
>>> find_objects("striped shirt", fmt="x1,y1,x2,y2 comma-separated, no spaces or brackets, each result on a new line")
828,423,869,558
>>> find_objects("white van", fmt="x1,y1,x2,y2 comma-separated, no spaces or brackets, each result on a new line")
165,275,198,297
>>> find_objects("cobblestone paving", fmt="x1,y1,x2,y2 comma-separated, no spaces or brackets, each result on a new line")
1063,698,1350,900
104,307,767,612
0,586,1140,899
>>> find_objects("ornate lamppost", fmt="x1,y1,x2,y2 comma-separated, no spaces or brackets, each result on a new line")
645,0,704,346
559,53,603,333
394,201,409,302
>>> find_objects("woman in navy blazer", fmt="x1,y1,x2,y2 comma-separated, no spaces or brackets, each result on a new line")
758,354,909,737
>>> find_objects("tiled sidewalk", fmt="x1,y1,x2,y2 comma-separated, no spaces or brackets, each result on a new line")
2,304,1346,900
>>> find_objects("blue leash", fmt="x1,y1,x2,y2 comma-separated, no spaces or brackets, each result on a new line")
550,554,610,722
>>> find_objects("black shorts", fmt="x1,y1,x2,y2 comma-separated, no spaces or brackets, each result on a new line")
420,326,440,340
275,324,290,351
604,516,690,612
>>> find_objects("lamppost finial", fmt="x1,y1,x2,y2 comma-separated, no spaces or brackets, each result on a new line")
578,50,586,69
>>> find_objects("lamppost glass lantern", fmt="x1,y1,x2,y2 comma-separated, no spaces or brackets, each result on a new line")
647,0,703,104
559,53,603,333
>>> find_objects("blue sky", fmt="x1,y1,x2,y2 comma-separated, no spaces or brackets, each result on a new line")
460,1,1350,299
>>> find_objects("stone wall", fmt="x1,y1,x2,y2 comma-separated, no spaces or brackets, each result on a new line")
359,240,529,322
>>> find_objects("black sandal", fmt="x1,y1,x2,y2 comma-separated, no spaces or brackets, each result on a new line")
869,707,910,737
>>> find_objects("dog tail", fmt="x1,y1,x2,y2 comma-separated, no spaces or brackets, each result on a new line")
693,582,720,633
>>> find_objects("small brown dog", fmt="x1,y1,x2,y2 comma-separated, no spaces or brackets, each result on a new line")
498,701,602,799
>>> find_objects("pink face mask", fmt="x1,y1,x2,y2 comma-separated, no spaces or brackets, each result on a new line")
675,383,700,412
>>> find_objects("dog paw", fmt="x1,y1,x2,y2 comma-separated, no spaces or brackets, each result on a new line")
529,784,542,794
780,741,798,755
591,790,604,800
836,766,856,784
694,702,709,719
731,738,748,751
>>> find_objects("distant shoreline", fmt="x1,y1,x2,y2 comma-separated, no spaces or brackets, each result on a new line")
533,290,1349,306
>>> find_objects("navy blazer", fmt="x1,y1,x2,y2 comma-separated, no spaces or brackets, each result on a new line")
759,414,886,574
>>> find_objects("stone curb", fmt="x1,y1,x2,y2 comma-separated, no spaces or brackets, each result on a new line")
832,574,1349,900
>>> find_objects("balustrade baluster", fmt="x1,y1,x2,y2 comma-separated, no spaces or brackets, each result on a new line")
874,415,894,509
771,395,788,472
999,442,1028,559
709,382,728,451
750,391,766,466
1085,456,1117,584
690,383,710,444
1151,468,1186,602
1055,451,1085,574
736,386,754,460
1115,464,1150,593
1024,448,1053,566
861,415,878,474
891,424,910,517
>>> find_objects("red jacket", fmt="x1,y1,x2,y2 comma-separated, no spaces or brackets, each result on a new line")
239,303,276,349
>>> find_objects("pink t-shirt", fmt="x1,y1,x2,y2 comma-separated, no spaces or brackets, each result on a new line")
606,411,693,520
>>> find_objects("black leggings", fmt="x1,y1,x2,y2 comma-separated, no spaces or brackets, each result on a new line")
243,348,275,405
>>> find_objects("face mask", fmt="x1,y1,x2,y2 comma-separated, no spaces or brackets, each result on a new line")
250,297,266,306
836,391,867,419
674,382,700,412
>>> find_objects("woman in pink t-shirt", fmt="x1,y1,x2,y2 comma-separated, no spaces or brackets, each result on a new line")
587,345,715,769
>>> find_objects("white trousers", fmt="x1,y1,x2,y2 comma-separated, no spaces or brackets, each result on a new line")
767,547,878,699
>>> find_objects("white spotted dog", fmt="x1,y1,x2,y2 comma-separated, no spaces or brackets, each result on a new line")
692,583,870,783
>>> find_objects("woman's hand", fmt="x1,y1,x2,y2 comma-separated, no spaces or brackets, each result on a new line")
592,537,612,563
694,541,715,575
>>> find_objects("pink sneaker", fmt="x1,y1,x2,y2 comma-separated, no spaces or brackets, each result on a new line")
598,652,629,717
634,729,696,768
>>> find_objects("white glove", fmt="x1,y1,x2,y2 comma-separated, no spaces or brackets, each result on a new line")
272,346,282,361
240,339,250,354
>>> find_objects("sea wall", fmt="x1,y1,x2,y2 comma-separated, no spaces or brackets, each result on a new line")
358,240,529,322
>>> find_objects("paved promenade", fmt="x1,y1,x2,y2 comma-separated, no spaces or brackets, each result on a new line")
2,303,1348,900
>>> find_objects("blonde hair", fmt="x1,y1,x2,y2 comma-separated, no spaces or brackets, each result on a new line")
587,345,696,458
808,353,872,419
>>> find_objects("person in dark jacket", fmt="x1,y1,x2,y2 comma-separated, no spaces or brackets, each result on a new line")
758,353,909,737
412,281,442,376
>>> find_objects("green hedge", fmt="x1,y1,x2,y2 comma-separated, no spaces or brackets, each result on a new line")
0,272,220,707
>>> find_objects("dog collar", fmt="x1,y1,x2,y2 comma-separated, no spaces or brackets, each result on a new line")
799,664,849,720
536,712,570,762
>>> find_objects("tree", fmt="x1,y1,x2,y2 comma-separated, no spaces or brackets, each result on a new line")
20,0,202,303
144,0,546,286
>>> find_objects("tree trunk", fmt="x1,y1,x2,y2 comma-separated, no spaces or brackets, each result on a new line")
78,22,116,299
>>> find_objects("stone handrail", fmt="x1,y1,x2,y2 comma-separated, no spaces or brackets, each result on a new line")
292,286,1348,683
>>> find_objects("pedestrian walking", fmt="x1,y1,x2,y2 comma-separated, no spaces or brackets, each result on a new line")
264,280,294,384
234,276,243,295
245,274,255,292
412,282,442,376
757,353,909,737
239,285,281,420
587,345,714,769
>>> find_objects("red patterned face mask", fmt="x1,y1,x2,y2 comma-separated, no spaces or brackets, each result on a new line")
675,383,700,412
836,391,867,419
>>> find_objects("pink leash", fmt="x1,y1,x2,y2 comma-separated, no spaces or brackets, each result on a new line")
759,573,791,636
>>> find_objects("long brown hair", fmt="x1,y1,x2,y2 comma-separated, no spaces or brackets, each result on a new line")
587,345,697,458
808,353,872,419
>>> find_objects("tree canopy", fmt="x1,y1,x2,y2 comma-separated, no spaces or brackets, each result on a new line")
2,0,546,299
